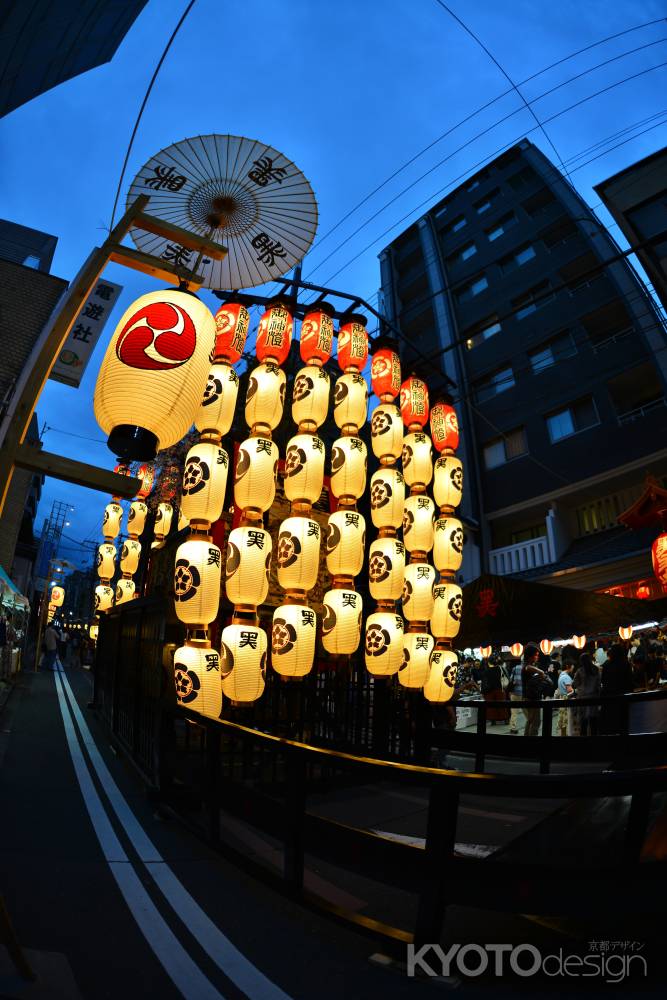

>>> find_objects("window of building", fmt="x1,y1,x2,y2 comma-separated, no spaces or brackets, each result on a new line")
465,169,488,192
474,188,500,214
456,274,489,303
486,212,517,241
442,215,467,236
511,524,546,544
558,251,600,292
528,331,577,373
540,217,578,249
447,241,477,266
581,301,634,349
495,148,521,170
512,281,555,319
464,314,502,349
521,187,556,218
607,361,665,423
507,167,535,191
476,366,515,403
23,254,40,269
467,179,480,192
499,243,537,273
483,426,527,468
546,397,599,442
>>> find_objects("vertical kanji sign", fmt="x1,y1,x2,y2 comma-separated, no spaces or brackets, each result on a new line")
50,279,123,387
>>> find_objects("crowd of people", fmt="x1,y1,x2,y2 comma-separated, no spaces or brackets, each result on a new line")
41,623,95,671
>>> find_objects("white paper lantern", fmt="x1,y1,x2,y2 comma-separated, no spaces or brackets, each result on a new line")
364,612,404,677
174,537,222,625
368,537,405,602
89,625,99,641
402,432,433,490
432,582,463,640
371,404,403,463
271,604,317,678
245,362,286,433
102,502,123,541
94,288,215,459
95,584,114,612
154,502,173,540
225,526,271,607
97,542,116,580
120,538,141,575
50,585,65,607
128,500,147,538
325,510,365,578
434,455,464,511
370,468,405,531
174,644,222,719
195,363,239,438
292,365,330,430
333,373,368,433
423,649,458,703
284,434,325,506
234,437,278,514
402,563,435,622
403,495,435,554
115,578,135,605
330,436,367,502
433,516,464,573
398,632,434,688
220,624,267,703
322,589,362,655
180,441,229,526
178,511,189,532
277,517,320,593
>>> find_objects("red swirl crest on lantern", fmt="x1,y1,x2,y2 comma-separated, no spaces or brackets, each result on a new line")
652,533,667,592
136,463,155,499
337,320,368,372
300,309,334,366
214,302,249,363
371,348,401,400
116,301,196,371
400,376,429,428
256,303,293,365
430,402,459,453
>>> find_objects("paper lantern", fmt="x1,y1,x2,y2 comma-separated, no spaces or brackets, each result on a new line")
333,373,368,433
398,633,433,688
434,455,464,511
330,436,367,501
276,517,320,593
402,563,435,623
637,584,650,599
271,604,317,678
326,510,365,578
423,649,458,703
480,645,492,658
402,432,433,490
136,463,155,499
368,538,405,602
94,584,114,612
178,511,190,531
652,533,667,592
284,434,325,506
213,302,249,363
432,582,463,640
510,642,523,658
89,625,99,641
619,626,633,640
572,634,586,650
322,589,362,654
49,585,65,607
97,543,116,580
115,578,135,605
173,537,222,625
221,624,267,703
337,317,368,372
196,363,239,438
365,612,404,677
128,500,147,538
300,307,334,366
94,288,215,460
225,526,271,607
245,362,286,433
154,502,173,541
430,402,460,453
292,365,330,431
371,346,401,401
400,376,429,430
102,502,123,541
174,643,222,719
256,302,293,365
234,437,278,514
120,539,141,575
433,516,464,572
180,441,229,526
540,639,553,656
370,468,405,531
403,495,435,554
370,404,403,464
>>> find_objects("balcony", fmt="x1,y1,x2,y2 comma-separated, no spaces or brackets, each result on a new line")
617,396,666,426
489,534,555,575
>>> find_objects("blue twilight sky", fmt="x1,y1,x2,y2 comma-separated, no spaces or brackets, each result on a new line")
1,0,666,567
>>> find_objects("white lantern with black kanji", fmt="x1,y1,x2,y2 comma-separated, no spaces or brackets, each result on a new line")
154,502,173,541
402,432,433,491
102,502,123,540
115,578,135,605
402,495,435,554
433,516,464,574
433,456,463,511
330,436,367,502
369,468,405,532
322,589,362,655
368,538,405,602
276,517,320,593
402,563,435,623
283,434,325,506
120,539,141,575
333,373,368,433
234,437,278,514
174,644,222,719
325,510,365,578
292,366,330,431
364,612,404,677
432,582,463,640
97,543,116,580
398,633,433,688
180,441,229,526
128,500,147,538
245,362,286,433
173,537,222,625
370,404,403,464
196,363,239,438
423,649,458,703
271,604,317,678
220,624,267,703
95,584,114,613
225,526,271,607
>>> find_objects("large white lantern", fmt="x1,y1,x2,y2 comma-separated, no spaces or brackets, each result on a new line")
322,589,362,654
102,502,123,540
292,366,330,431
370,468,405,531
154,502,173,541
364,612,404,677
434,455,463,512
221,624,267,703
402,432,433,490
423,649,458,703
283,434,325,506
94,288,215,460
234,437,278,515
398,633,433,688
330,436,367,502
94,584,114,612
402,563,435,622
120,539,141,575
371,404,403,464
433,516,464,573
174,537,222,625
97,542,116,580
325,510,365,578
174,643,222,719
195,363,239,438
271,604,317,678
115,578,135,605
225,526,271,607
333,373,368,433
276,517,320,593
128,500,147,538
432,582,463,640
180,441,229,526
403,495,435,554
245,362,286,433
368,538,405,601
50,585,65,607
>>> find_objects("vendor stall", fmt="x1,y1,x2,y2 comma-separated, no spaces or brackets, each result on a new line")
0,565,30,678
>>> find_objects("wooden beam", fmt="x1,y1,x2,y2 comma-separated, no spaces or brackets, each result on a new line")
133,213,228,260
108,244,204,288
15,444,142,498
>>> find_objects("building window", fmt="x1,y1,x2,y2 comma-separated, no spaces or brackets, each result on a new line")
465,169,487,192
474,189,500,215
476,365,515,403
512,281,555,320
522,187,556,218
507,167,535,191
467,179,480,192
511,524,546,544
442,215,467,236
559,251,601,292
483,427,527,468
464,314,502,350
528,331,576,372
546,397,599,442
447,241,477,266
486,212,517,242
499,243,537,273
23,254,41,269
456,274,489,303
540,217,578,249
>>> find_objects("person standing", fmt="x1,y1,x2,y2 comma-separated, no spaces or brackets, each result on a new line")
557,660,575,736
480,657,509,724
43,624,59,671
522,643,548,737
572,653,601,736
601,643,634,734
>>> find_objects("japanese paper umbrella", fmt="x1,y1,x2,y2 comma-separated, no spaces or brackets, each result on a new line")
126,134,318,291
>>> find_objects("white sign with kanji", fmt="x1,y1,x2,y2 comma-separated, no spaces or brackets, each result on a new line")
50,279,123,388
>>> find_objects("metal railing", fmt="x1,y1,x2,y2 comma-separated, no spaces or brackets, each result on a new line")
488,534,553,575
617,396,666,426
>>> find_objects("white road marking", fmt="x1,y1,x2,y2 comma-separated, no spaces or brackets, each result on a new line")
371,829,496,857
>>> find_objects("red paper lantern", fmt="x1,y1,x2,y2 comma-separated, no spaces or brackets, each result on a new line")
371,346,401,400
510,642,523,658
430,402,459,453
400,376,429,429
256,301,293,365
136,463,155,500
300,307,334,366
213,302,249,363
619,626,633,640
479,645,492,658
572,634,586,650
337,316,368,372
540,639,553,656
652,533,667,592
636,583,650,599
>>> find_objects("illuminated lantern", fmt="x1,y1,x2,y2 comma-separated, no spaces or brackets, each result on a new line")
637,584,650,599
434,455,464,512
89,625,99,642
115,578,135,605
256,301,293,365
178,511,189,532
180,441,229,526
271,604,317,678
50,586,65,607
102,502,123,540
402,432,433,490
325,510,365,578
221,624,267,704
225,526,271,607
540,639,554,656
403,495,435,554
400,376,429,430
334,373,368,433
196,364,239,438
136,463,155,500
369,468,405,532
368,538,405,602
234,437,278,514
572,635,586,650
480,645,492,658
370,404,403,464
398,633,433,688
423,649,458,703
97,543,116,580
128,500,147,538
174,643,222,719
330,436,367,502
299,306,334,366
120,539,141,575
213,302,249,363
652,533,667,592
371,344,401,401
510,643,524,658
619,626,633,640
283,434,325,506
154,502,173,542
433,516,464,572
430,401,459,454
292,366,330,431
94,288,215,460
94,584,114,612
245,362,286,434
402,563,435,623
337,316,368,372
276,517,320,593
322,589,362,654
173,537,222,625
364,612,404,677
432,582,463,640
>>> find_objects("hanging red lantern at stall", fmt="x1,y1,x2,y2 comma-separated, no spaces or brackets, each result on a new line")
651,532,667,592
430,400,459,454
299,305,334,367
636,583,650,600
136,463,155,500
213,302,250,364
540,639,553,656
400,376,429,431
480,645,492,658
337,315,368,373
572,634,586,650
256,300,293,366
510,642,523,658
370,342,401,401
618,626,633,640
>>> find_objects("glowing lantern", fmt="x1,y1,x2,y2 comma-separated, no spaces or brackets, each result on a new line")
174,643,222,719
136,463,155,499
234,437,278,515
173,537,222,625
400,376,429,430
245,362,286,433
97,543,116,580
540,639,554,656
432,582,463,640
256,301,293,365
128,500,147,538
115,578,135,605
94,584,114,612
403,495,435,554
213,302,249,363
371,345,401,401
402,563,435,623
337,316,368,372
370,404,403,464
369,468,405,531
120,539,141,575
325,510,365,578
480,645,492,658
330,436,367,502
50,585,65,607
225,527,271,607
364,612,404,676
221,624,267,703
423,649,458,703
322,589,362,654
368,538,405,602
276,517,320,593
652,533,667,592
398,633,434,688
154,502,173,542
196,364,239,438
619,626,633,640
102,502,123,540
430,402,459,453
402,432,433,491
178,511,189,532
434,455,463,511
292,366,330,431
271,604,317,678
433,516,464,572
334,373,368,433
94,288,215,460
572,635,586,650
89,625,99,642
636,584,650,599
510,643,524,658
284,434,325,506
299,306,334,366
180,441,229,526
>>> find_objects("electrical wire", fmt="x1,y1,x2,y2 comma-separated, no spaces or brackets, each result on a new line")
44,425,107,445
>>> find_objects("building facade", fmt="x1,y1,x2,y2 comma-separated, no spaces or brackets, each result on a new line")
379,140,667,594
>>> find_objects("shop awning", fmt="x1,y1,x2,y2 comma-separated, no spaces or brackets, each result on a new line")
0,565,29,609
